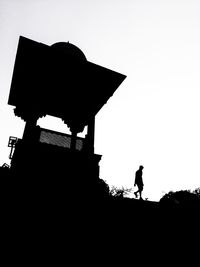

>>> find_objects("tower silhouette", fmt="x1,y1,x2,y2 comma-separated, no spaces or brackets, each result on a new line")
8,36,126,201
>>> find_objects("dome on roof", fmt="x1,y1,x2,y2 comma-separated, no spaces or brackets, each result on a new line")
51,42,87,61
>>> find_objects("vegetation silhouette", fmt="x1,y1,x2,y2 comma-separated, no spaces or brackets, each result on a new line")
159,188,200,208
110,186,133,198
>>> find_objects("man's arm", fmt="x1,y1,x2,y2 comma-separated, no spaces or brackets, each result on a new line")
134,172,137,186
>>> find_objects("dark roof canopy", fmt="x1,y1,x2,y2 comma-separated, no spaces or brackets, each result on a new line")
8,36,126,132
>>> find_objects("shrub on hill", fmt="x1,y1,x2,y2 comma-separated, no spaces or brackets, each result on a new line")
159,188,200,208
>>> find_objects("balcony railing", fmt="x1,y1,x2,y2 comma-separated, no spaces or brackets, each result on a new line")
39,128,84,151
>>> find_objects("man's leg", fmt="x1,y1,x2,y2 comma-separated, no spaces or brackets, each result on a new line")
134,189,139,198
139,189,143,200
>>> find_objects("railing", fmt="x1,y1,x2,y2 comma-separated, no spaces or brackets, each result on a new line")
39,128,84,151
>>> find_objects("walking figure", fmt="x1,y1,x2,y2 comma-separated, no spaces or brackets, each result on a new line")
134,165,144,200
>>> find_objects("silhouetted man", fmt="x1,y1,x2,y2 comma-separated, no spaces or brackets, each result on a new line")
134,165,144,200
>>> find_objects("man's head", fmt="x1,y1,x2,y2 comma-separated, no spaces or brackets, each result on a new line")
139,165,144,170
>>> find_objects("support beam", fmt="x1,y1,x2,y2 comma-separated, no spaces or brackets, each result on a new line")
86,116,95,154
71,131,77,150
23,118,38,141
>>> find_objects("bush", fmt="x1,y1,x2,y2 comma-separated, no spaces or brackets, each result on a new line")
159,188,200,208
109,186,132,198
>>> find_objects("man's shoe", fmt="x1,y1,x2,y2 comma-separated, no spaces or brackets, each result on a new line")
134,192,138,198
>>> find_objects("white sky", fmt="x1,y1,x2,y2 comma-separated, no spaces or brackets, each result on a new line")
0,0,200,201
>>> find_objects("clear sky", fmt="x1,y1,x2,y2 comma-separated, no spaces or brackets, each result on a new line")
0,0,200,201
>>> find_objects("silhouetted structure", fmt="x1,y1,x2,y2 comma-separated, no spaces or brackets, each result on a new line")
8,36,126,201
134,165,144,200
